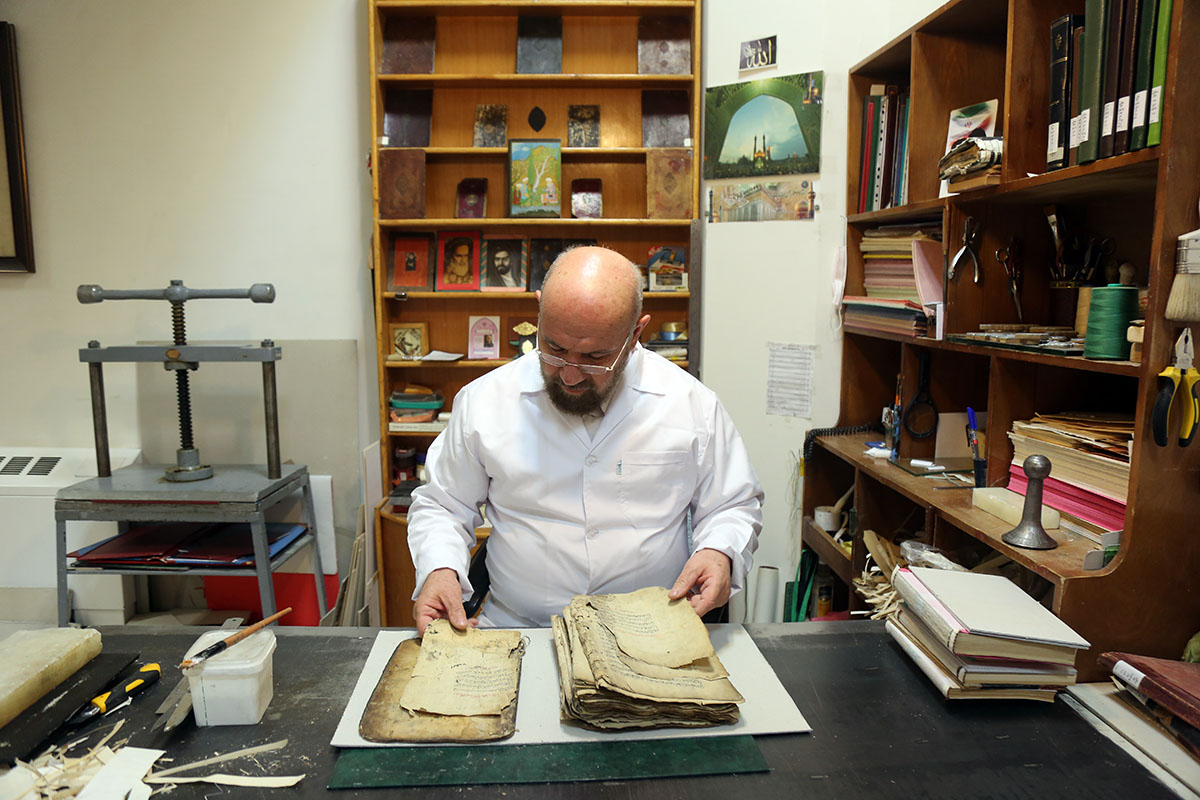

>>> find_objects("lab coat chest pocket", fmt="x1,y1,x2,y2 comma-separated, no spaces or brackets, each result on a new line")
617,450,695,525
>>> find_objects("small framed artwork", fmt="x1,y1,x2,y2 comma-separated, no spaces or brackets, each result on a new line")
435,230,482,291
388,322,429,360
387,234,434,291
508,139,562,218
527,238,564,293
472,103,507,147
455,178,487,219
567,104,600,147
481,236,528,292
570,179,602,218
468,315,501,360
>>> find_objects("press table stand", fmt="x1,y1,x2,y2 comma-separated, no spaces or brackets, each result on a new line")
54,281,328,626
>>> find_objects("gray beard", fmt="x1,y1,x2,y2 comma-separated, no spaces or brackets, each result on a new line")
541,355,628,416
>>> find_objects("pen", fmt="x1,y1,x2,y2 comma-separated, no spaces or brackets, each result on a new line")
966,406,981,460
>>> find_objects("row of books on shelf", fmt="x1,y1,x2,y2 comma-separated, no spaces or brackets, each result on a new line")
843,222,944,337
66,522,307,569
856,84,910,213
1048,0,1173,170
886,566,1089,701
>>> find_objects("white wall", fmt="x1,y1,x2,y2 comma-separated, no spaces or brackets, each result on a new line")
0,0,375,464
702,0,944,621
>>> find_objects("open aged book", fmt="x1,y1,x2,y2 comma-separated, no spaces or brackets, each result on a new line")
358,621,525,742
551,586,744,730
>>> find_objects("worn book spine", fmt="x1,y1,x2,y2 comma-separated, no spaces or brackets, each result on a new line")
1077,0,1109,164
1099,652,1200,730
1146,0,1173,146
1048,14,1075,170
1099,0,1126,158
1113,0,1143,154
1128,0,1160,150
889,567,963,652
1068,24,1087,166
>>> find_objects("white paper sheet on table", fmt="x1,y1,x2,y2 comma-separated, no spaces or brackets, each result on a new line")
331,626,811,747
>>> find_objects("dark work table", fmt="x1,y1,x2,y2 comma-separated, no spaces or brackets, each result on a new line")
74,621,1178,799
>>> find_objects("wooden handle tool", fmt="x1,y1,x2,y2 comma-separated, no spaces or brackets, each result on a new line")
179,607,292,669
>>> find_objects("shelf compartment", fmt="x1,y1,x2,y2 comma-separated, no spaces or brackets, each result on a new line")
378,218,692,228
814,434,1105,585
846,197,945,225
388,146,660,160
380,74,693,89
800,516,852,586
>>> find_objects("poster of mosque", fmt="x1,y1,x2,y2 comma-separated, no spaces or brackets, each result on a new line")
707,177,817,223
704,71,822,179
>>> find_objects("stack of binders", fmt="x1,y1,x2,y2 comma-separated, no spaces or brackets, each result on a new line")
886,566,1090,701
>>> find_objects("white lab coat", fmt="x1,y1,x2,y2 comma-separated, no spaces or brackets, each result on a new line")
406,344,763,628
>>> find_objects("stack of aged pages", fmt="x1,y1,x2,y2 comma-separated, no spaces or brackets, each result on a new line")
551,586,743,729
1007,411,1133,533
358,620,525,742
887,566,1089,702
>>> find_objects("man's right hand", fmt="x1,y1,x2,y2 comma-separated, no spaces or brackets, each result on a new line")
413,567,476,635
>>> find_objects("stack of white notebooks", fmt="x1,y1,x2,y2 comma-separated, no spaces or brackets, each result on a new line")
887,566,1090,701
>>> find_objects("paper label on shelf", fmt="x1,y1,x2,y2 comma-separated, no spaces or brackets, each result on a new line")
1149,86,1162,124
1077,109,1091,144
1102,101,1114,137
1111,659,1145,691
1047,122,1061,159
1116,96,1130,132
1132,90,1148,129
1069,116,1081,148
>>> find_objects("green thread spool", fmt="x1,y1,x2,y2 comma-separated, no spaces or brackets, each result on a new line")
1084,285,1138,360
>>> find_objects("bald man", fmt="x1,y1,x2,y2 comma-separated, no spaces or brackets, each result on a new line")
407,246,763,632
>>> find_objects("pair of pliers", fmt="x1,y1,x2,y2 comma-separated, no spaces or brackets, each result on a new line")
1152,329,1200,447
995,236,1023,322
948,216,982,284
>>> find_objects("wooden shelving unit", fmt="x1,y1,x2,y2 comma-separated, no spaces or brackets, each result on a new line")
806,0,1200,681
368,0,702,626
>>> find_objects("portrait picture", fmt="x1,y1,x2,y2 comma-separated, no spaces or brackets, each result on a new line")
387,234,434,291
388,322,429,360
435,230,482,291
481,236,528,292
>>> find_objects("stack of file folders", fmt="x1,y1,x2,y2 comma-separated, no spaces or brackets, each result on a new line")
887,566,1089,701
842,297,929,338
67,522,307,568
1006,412,1131,533
860,222,941,304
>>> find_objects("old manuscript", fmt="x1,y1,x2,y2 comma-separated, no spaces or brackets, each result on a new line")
358,621,525,743
551,587,743,730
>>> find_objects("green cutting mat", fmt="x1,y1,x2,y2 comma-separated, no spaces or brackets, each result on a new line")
329,735,768,788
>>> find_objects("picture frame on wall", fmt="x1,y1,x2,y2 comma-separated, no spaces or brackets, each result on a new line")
387,234,434,291
481,236,528,292
388,322,429,360
435,230,482,291
468,315,501,360
508,139,562,218
0,23,33,273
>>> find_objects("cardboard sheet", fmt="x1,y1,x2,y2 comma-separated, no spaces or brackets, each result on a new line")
332,626,810,747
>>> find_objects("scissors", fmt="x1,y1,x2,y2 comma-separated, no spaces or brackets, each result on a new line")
1152,329,1200,447
1081,236,1115,282
995,236,1023,322
948,216,982,284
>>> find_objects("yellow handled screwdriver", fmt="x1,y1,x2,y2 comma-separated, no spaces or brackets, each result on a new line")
66,663,161,725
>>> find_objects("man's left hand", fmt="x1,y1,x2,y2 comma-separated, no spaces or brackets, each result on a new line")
669,548,732,618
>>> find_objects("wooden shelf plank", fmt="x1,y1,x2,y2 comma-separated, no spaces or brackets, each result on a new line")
814,434,1107,586
847,197,945,224
841,328,1141,377
801,516,853,585
378,217,694,228
384,290,689,299
380,73,694,89
377,0,696,16
386,146,659,160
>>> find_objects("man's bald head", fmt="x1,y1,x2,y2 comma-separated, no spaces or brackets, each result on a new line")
539,246,643,334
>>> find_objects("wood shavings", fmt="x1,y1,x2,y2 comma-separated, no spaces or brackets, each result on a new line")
852,529,904,620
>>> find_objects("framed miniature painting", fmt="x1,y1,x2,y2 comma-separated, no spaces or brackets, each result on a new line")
481,236,528,292
387,234,434,291
435,230,482,291
467,315,501,359
508,139,562,218
388,322,429,360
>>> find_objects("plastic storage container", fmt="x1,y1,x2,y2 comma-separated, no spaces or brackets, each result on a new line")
182,628,276,726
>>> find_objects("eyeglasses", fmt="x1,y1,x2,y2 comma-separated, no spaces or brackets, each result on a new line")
535,327,636,375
